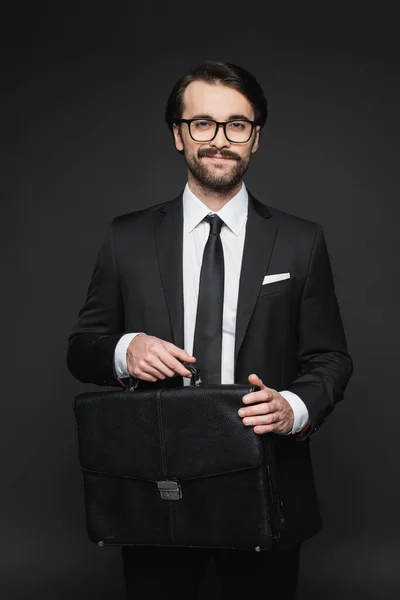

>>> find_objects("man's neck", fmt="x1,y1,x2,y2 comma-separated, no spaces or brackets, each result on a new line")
187,176,243,212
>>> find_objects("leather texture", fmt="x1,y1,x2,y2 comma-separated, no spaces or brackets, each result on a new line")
73,383,284,551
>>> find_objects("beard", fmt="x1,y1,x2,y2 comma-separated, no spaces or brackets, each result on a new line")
183,146,251,194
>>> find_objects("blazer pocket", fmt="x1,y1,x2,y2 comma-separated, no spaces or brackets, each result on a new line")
258,276,292,298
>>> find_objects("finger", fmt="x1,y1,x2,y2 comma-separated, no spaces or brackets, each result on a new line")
142,375,158,382
254,420,292,435
133,359,167,380
130,370,157,383
253,424,276,435
141,365,167,380
164,354,195,377
163,345,196,376
147,355,175,378
158,348,192,377
242,414,279,427
247,372,265,387
242,388,274,405
149,348,185,377
238,402,277,417
166,342,196,363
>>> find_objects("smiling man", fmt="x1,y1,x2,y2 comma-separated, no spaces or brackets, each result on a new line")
174,80,258,195
67,61,353,599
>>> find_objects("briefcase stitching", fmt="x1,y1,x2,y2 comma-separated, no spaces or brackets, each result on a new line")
157,389,177,543
156,389,168,480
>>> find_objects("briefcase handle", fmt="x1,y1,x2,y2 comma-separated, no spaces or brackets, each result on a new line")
126,362,202,391
181,362,202,386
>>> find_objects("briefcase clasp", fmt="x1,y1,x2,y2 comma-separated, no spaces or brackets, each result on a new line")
157,480,182,500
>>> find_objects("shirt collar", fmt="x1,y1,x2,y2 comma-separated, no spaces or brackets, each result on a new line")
183,181,248,236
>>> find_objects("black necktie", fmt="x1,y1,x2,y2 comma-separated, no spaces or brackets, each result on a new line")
193,214,225,384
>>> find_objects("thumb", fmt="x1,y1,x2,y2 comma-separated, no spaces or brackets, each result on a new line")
248,373,266,389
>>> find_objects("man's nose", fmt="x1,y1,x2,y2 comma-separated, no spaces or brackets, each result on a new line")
210,124,231,149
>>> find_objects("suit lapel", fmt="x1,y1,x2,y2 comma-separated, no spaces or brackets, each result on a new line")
234,193,277,362
154,194,185,349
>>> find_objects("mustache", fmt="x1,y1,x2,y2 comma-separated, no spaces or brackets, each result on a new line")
197,148,241,161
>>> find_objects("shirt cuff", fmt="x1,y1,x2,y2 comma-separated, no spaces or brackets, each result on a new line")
113,333,145,379
279,390,310,435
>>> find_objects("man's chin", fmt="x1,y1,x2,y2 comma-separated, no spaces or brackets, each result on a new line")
199,176,240,193
201,166,237,184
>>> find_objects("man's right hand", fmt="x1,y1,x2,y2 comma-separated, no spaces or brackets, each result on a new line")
126,334,196,382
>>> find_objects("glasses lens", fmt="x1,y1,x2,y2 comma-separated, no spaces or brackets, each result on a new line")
190,119,217,141
225,121,253,142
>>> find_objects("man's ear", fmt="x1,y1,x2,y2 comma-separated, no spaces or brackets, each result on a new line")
172,123,184,152
251,126,261,154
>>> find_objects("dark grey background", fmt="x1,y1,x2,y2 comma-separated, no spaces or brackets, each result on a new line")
2,2,399,598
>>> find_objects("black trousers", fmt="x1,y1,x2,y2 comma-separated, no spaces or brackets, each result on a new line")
122,545,301,599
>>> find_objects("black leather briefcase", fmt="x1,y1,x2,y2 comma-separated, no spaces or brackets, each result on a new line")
73,366,284,551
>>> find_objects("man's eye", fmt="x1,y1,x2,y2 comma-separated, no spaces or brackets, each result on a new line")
193,120,212,129
228,121,246,130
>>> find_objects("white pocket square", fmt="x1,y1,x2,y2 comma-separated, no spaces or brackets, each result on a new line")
262,272,290,285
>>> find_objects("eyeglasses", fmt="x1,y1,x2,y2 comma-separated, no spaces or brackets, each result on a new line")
178,118,257,143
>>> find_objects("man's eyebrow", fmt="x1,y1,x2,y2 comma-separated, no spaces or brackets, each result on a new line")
187,114,214,120
187,114,253,121
226,114,253,121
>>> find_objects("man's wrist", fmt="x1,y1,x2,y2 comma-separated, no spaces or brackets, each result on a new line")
114,333,145,379
279,390,310,435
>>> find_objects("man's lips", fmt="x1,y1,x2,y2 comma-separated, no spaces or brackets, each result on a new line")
203,154,235,160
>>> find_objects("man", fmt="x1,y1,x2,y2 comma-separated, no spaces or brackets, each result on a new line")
67,61,353,599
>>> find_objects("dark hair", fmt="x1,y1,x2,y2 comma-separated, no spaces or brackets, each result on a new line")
165,61,268,131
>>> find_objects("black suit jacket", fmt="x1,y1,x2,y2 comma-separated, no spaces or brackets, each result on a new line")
67,189,353,550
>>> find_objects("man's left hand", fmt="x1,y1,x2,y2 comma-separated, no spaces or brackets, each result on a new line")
239,373,294,435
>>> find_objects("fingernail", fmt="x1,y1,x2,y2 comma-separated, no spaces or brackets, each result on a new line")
238,409,245,416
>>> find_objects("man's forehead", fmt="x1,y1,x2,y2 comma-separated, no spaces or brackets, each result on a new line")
182,80,254,119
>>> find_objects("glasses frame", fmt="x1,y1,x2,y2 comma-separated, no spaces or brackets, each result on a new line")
178,118,257,143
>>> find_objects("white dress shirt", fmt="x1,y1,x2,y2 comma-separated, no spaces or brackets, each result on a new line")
114,182,309,434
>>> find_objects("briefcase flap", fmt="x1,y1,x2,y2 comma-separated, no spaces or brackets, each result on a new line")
74,385,264,482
